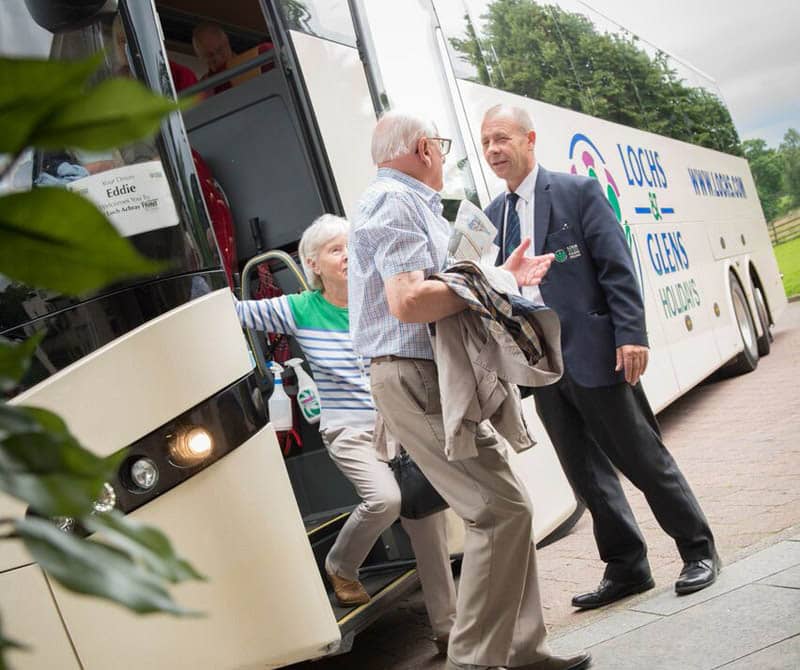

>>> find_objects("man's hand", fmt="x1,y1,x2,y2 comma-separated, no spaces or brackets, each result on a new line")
615,344,649,386
502,238,555,287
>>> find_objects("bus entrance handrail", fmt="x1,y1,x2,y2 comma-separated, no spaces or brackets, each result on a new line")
179,50,277,99
240,250,308,379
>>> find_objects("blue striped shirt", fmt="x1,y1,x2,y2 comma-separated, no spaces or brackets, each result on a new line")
348,168,452,360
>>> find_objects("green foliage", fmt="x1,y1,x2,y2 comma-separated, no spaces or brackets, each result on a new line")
31,77,188,151
0,56,183,154
780,128,800,208
15,516,201,616
0,55,103,154
84,510,205,584
0,402,126,518
0,52,203,665
0,403,124,517
279,0,313,28
743,129,800,222
0,188,162,294
0,333,43,393
0,615,27,670
450,0,742,155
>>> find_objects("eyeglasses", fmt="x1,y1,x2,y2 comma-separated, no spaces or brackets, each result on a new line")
426,137,452,157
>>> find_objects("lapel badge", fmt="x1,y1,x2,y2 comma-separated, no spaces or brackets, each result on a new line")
554,249,568,263
567,243,582,259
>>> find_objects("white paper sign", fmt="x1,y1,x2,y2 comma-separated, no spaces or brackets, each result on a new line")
449,199,500,264
67,160,180,237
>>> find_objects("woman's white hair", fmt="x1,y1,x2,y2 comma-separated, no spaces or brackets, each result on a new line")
371,110,438,164
483,104,535,134
298,214,350,291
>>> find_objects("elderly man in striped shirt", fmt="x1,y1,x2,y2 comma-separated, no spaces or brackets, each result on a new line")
348,111,590,670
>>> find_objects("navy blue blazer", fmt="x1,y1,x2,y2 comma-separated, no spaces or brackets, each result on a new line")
486,166,647,387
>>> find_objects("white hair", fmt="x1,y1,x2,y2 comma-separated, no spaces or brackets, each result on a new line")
483,104,535,134
298,214,350,290
370,110,438,164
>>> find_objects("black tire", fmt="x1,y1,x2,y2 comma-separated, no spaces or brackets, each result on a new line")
726,273,759,375
753,285,772,357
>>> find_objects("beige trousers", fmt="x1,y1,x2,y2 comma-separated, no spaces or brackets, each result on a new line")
320,424,456,637
370,358,550,668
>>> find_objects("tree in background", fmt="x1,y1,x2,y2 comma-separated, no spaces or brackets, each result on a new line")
743,129,800,223
780,128,800,211
742,139,785,222
450,0,742,155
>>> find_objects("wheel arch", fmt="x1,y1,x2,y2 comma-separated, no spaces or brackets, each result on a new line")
748,262,774,327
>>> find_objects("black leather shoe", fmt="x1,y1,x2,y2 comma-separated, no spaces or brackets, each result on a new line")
571,576,655,609
675,557,720,595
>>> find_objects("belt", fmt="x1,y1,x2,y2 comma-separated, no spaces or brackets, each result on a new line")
371,354,421,364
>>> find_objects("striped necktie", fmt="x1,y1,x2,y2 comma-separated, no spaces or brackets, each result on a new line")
503,192,521,262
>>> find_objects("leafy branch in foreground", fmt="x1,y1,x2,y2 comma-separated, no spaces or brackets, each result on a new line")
1,53,201,663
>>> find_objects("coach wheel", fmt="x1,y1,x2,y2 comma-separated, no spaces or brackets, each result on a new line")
726,273,759,375
753,285,772,357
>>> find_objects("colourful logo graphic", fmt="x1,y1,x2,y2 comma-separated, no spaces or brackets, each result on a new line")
569,133,624,225
649,191,662,221
568,133,645,291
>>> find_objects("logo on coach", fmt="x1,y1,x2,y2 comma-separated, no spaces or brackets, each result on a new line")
567,132,645,292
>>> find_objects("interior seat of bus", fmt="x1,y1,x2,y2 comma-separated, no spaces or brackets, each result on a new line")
154,0,427,617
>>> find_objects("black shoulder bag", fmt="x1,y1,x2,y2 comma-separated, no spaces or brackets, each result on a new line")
389,447,449,519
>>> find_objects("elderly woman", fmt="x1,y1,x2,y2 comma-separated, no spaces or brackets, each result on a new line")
235,214,456,652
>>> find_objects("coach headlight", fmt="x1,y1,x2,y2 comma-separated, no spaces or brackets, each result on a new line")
92,482,116,513
52,516,76,533
169,425,213,467
130,457,159,491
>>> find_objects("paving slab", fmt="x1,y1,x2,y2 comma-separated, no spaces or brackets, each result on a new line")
632,540,800,616
758,564,800,589
586,584,800,670
287,304,800,669
549,610,660,653
714,634,800,669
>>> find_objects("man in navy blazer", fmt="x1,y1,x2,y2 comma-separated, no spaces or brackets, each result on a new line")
481,104,719,608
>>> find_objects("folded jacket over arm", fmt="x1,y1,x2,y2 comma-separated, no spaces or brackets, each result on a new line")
429,261,563,460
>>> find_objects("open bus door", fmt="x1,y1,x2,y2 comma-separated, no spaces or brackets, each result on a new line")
155,0,457,656
307,0,582,542
244,0,579,562
2,2,342,668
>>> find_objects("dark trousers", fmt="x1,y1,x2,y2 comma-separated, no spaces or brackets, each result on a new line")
533,373,715,582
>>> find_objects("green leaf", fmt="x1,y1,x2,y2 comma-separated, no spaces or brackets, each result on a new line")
85,510,205,584
0,55,102,154
30,78,182,151
0,403,123,517
14,516,199,616
0,611,29,660
0,188,164,295
0,333,44,392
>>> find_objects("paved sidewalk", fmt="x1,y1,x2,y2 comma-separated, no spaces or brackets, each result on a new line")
538,300,800,636
550,529,800,669
291,302,800,669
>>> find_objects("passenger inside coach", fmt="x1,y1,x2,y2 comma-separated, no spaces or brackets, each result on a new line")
192,22,274,96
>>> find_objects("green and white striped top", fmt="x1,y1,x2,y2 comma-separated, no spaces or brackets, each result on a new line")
235,291,375,431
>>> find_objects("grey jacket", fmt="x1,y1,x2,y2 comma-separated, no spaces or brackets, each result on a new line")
430,263,563,461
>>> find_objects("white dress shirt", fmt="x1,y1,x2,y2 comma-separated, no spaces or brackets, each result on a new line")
504,163,543,304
